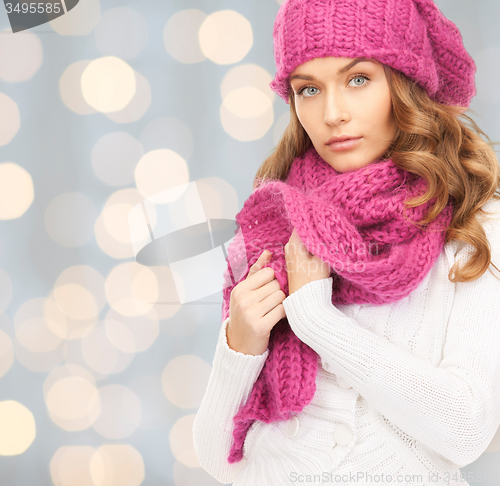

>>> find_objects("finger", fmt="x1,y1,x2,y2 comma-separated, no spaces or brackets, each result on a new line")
259,296,286,322
245,263,277,293
248,249,271,276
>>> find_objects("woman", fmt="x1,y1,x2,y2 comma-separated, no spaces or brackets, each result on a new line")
193,0,500,485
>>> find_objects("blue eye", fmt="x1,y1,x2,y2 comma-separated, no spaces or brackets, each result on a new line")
296,74,371,98
349,75,370,87
297,86,320,97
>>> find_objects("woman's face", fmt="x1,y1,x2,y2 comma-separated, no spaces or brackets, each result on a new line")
290,56,398,173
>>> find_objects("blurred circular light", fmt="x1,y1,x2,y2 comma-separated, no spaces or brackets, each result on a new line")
0,162,34,220
0,29,43,82
199,10,253,65
134,149,189,201
0,328,14,379
49,0,101,36
163,9,207,64
91,385,142,439
90,445,145,486
50,446,96,486
161,355,211,409
0,400,36,455
59,60,98,115
81,56,136,113
105,262,159,317
170,414,198,467
0,93,21,146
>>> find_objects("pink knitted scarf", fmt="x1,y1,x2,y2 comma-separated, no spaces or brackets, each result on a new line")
221,144,453,463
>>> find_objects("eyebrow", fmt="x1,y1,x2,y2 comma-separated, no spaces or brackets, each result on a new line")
290,57,375,81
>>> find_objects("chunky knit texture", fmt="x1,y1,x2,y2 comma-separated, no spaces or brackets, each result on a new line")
269,0,477,109
221,145,454,463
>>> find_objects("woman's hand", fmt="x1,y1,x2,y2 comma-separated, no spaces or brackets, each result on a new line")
227,250,287,356
284,228,331,296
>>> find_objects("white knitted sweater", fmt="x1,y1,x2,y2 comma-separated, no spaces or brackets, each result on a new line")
193,198,500,486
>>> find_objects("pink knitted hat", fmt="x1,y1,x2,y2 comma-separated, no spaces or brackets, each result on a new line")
269,0,476,109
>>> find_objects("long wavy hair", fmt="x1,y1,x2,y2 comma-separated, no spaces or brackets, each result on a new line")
253,61,500,283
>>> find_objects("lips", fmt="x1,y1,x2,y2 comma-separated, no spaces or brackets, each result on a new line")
326,136,360,145
326,137,362,152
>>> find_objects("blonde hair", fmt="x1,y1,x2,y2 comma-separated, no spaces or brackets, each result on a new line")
254,61,500,283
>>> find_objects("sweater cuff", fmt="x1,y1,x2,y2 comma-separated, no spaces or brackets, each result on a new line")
214,317,270,375
283,277,350,323
283,277,384,391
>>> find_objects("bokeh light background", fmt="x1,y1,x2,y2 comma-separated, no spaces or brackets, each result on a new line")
0,0,499,484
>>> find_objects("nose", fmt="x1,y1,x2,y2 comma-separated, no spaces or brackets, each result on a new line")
324,90,350,126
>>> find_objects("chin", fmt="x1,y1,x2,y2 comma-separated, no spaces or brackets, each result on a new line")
332,160,374,173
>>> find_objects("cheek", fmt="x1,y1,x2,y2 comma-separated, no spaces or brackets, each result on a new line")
372,96,395,130
295,106,315,133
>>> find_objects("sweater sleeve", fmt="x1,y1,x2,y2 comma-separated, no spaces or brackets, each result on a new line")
282,225,500,467
192,316,269,484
